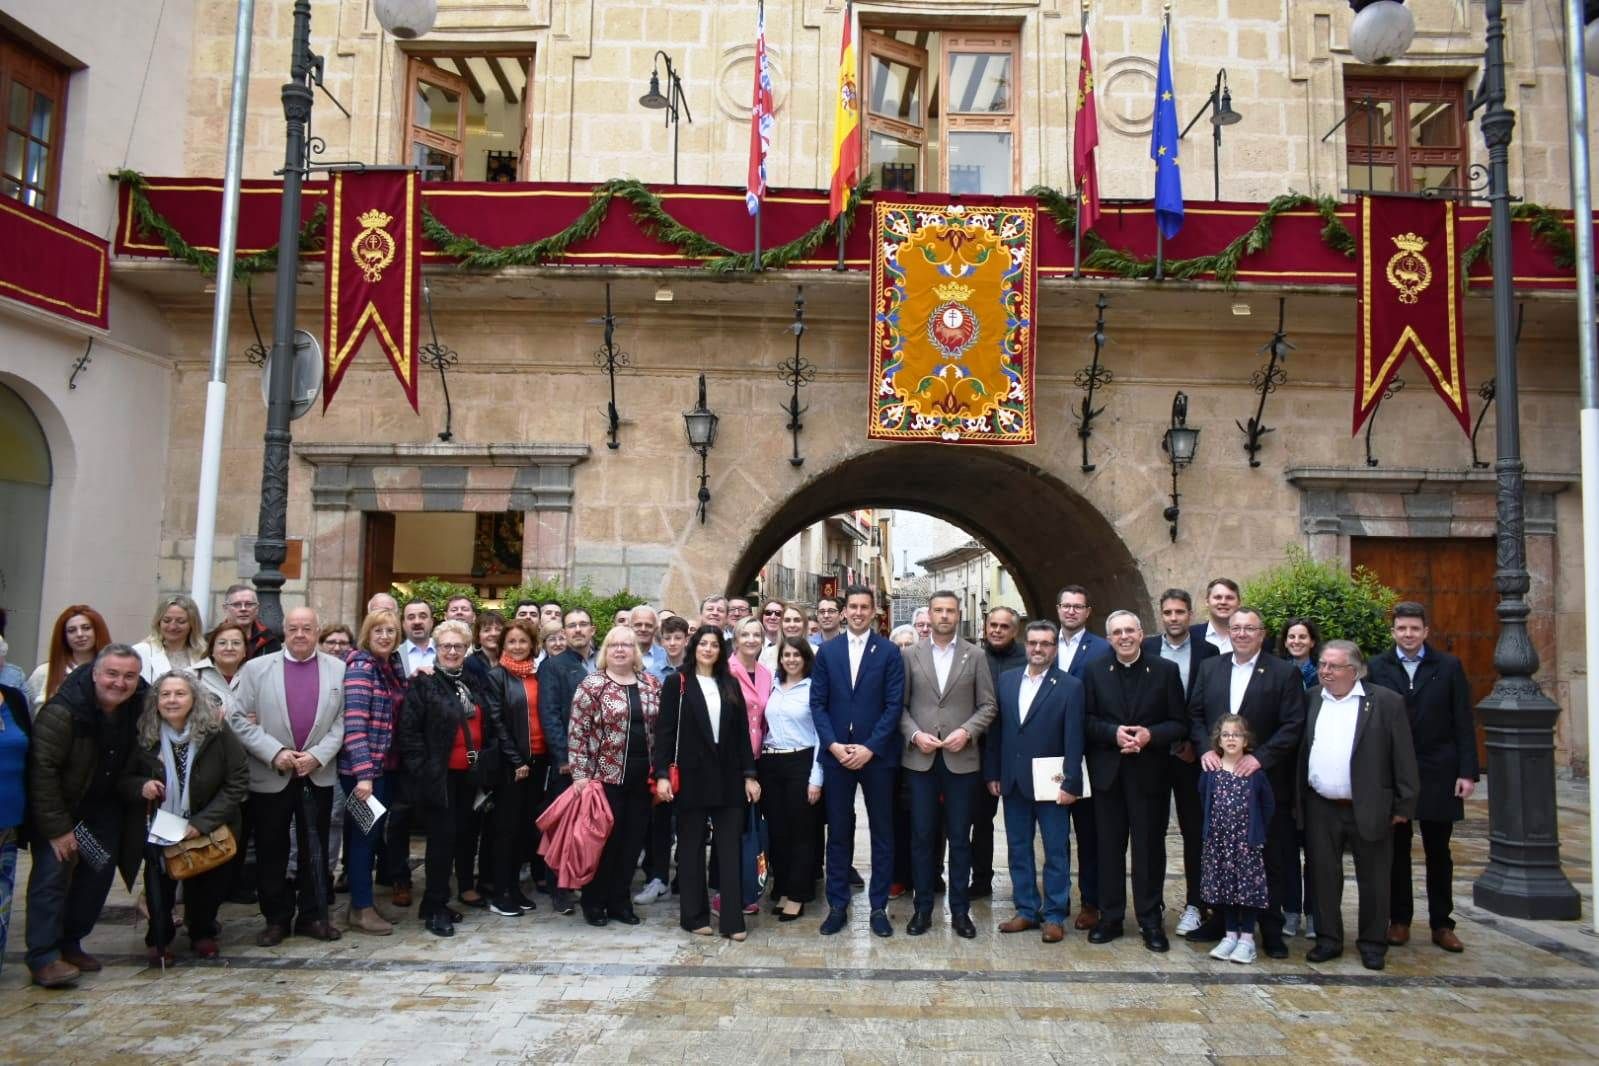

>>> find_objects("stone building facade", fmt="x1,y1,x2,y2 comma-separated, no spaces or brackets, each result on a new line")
0,1,1591,769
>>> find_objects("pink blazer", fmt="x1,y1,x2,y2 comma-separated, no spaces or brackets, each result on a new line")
733,660,772,758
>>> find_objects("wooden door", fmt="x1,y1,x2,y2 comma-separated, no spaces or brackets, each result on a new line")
1350,536,1497,768
362,512,396,609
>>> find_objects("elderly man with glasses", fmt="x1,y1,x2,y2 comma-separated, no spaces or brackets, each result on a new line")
1184,605,1306,957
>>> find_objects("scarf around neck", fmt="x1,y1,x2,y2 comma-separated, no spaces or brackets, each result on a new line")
499,655,537,680
159,719,195,818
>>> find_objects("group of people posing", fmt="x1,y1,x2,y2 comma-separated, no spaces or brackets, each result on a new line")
0,575,1476,988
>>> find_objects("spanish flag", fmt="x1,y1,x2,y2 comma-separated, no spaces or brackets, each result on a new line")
828,1,861,220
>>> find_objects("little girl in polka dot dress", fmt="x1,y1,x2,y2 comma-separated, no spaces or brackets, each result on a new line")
1199,714,1275,965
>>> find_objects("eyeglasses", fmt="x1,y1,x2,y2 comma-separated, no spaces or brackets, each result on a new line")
1229,625,1263,634
437,642,469,652
1219,732,1245,740
1317,662,1355,673
762,609,783,617
816,607,839,615
226,599,257,609
1058,603,1087,612
1024,639,1057,649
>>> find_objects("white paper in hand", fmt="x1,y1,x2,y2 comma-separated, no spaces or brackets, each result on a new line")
1031,757,1064,802
148,809,190,845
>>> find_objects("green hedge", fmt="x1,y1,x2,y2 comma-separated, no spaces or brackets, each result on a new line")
392,577,646,644
1241,546,1398,656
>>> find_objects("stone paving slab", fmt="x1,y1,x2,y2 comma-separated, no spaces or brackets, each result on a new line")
2,781,1594,1064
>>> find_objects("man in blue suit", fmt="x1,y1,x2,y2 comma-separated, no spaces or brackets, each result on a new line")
985,621,1085,943
1055,584,1111,929
811,584,905,938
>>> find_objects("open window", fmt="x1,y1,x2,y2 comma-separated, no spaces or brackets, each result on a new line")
404,50,534,182
862,27,1019,195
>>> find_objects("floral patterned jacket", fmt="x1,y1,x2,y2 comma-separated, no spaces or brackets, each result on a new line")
567,671,662,786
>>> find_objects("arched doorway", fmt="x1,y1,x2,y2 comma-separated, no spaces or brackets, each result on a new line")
0,382,53,668
727,445,1149,623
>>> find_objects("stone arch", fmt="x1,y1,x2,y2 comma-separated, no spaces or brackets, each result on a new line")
0,375,67,668
726,445,1150,625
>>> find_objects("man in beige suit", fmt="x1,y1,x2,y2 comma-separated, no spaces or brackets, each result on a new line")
229,606,348,946
899,590,996,938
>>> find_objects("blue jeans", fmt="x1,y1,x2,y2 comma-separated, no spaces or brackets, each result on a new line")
822,758,896,911
0,827,17,975
907,754,976,915
1002,792,1072,924
24,809,120,970
339,773,390,910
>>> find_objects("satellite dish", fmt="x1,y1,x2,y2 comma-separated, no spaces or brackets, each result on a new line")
260,329,323,421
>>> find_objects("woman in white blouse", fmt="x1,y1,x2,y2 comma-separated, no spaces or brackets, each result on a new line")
758,636,823,921
132,595,207,683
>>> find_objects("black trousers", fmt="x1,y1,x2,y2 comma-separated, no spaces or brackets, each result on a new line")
1391,818,1456,930
250,778,333,928
492,757,549,897
1305,792,1393,954
892,767,944,886
147,863,229,947
678,803,745,935
643,800,676,885
1167,753,1204,909
969,776,999,890
581,778,651,918
384,768,416,887
420,770,479,915
758,750,818,903
1071,797,1099,909
1258,769,1296,939
1093,770,1169,928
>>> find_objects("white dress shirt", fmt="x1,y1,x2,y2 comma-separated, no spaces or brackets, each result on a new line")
697,674,723,744
1308,681,1365,800
1204,621,1233,656
402,640,436,677
1017,669,1047,724
1056,629,1085,672
1229,652,1259,715
930,638,957,692
1159,635,1193,693
1400,646,1425,685
847,631,868,686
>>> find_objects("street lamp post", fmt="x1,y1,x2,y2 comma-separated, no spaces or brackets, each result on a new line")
1468,0,1580,919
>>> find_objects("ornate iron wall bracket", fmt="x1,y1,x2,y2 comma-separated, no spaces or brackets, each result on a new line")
1470,378,1497,468
67,338,93,389
591,282,630,450
419,283,460,442
243,279,269,367
776,286,814,468
1238,296,1292,467
1364,377,1404,467
1073,294,1113,473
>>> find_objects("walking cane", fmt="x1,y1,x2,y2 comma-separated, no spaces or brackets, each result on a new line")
144,841,167,974
299,784,331,927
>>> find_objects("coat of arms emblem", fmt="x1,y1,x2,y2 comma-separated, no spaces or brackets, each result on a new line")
351,208,397,284
1385,231,1432,305
927,281,979,359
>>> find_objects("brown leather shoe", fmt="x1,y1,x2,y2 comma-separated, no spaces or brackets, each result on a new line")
999,915,1040,934
391,883,412,907
59,948,102,973
1386,922,1410,946
1432,927,1464,953
255,923,288,947
295,918,343,942
348,906,394,936
1074,905,1100,931
1041,922,1066,944
30,959,81,988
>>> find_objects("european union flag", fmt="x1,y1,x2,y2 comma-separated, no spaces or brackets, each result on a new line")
1150,22,1184,239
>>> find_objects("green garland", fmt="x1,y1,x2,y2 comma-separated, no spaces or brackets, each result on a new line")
112,169,1577,288
113,169,326,280
1460,202,1578,274
1027,187,1354,289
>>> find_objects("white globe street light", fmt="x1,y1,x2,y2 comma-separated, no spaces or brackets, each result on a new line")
1348,1,1416,66
374,0,438,39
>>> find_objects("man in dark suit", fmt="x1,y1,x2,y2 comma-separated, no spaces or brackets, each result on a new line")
1366,602,1479,953
811,584,906,938
900,592,996,938
1191,577,1277,657
970,607,1027,900
1143,588,1218,937
1084,610,1187,951
1300,639,1419,970
985,621,1085,943
1186,605,1306,956
1055,585,1111,930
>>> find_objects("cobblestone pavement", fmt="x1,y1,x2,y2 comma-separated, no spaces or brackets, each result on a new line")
3,780,1594,1064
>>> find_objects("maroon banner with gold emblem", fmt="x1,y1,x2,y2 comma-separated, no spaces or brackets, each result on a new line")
324,170,420,410
1355,196,1469,435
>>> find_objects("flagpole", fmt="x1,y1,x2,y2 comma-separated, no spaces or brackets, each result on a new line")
1155,2,1171,282
754,207,763,272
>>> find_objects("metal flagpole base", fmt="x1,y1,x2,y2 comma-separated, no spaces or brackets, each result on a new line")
1472,691,1581,919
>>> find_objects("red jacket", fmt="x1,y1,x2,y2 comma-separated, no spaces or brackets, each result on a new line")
536,781,614,889
567,672,661,786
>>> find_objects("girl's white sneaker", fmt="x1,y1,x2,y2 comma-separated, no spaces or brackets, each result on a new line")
1209,936,1239,960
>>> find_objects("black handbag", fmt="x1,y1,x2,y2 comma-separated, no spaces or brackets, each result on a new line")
458,708,498,794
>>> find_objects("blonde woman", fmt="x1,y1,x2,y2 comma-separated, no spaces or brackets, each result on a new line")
132,596,207,683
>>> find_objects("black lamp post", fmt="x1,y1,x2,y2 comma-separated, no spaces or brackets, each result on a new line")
1179,68,1242,201
639,50,692,185
1466,0,1580,920
683,373,719,523
1160,392,1200,542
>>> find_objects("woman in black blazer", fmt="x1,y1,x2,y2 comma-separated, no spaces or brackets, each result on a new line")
654,626,761,940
